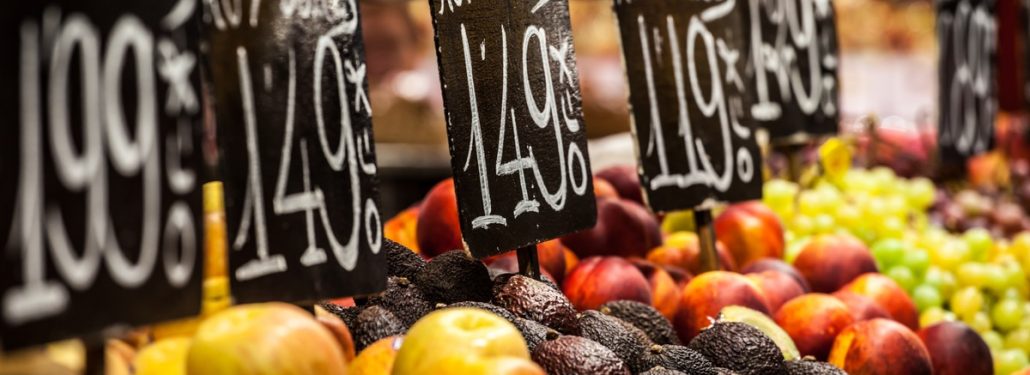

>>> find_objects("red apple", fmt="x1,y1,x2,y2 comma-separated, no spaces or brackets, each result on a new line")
793,234,878,293
646,232,737,274
563,256,651,311
831,291,891,322
775,294,855,360
741,258,811,292
561,197,661,258
916,322,992,375
714,201,785,269
595,165,644,205
629,259,682,321
416,179,462,257
747,270,806,314
829,319,933,375
838,274,919,330
674,271,771,342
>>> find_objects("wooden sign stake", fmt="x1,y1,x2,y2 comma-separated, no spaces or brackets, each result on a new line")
84,336,105,375
693,210,720,273
517,245,542,281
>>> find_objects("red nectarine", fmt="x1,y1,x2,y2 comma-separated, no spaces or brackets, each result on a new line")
793,234,878,293
775,294,855,360
829,319,933,375
416,179,462,257
562,257,651,311
674,271,771,342
714,201,785,268
839,274,919,330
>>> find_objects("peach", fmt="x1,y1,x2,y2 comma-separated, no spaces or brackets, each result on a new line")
829,319,933,375
775,294,855,360
595,165,644,205
647,232,737,274
385,205,421,253
562,247,578,276
839,274,919,330
793,234,878,293
916,322,992,375
562,256,651,311
349,336,403,375
629,259,682,321
674,271,771,342
561,197,661,258
714,201,785,268
831,291,891,322
593,177,620,200
747,271,806,314
416,179,463,257
316,314,356,363
740,258,811,292
536,240,569,285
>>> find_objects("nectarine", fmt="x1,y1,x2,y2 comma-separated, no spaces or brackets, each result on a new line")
714,201,785,268
416,179,463,257
775,294,855,360
829,319,932,375
793,234,878,293
674,271,771,342
563,257,652,311
839,274,919,330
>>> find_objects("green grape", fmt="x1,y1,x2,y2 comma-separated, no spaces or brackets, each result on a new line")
877,216,906,241
994,348,1030,375
964,228,994,262
871,239,906,269
919,307,949,328
957,263,991,288
934,240,972,271
913,284,943,312
813,214,835,234
907,177,936,209
835,205,862,230
993,299,1026,332
923,266,958,297
886,266,917,292
982,330,1005,351
792,215,815,236
798,191,825,217
967,311,993,333
980,263,1009,294
763,179,798,206
901,250,931,277
951,287,986,320
1006,328,1030,352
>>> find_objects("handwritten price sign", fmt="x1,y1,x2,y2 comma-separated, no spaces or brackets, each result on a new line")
937,0,996,162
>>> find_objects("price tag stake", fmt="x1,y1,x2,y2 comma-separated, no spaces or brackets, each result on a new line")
693,210,719,273
516,245,541,280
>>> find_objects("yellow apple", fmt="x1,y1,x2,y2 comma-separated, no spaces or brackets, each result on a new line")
392,307,537,375
135,338,191,375
186,303,347,375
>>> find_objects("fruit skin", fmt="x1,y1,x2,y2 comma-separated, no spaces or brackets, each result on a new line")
630,259,683,321
828,319,933,375
640,345,716,375
352,306,406,351
687,321,787,375
838,274,919,330
485,240,568,285
640,367,690,375
740,259,811,293
578,310,655,373
393,307,533,375
783,359,846,375
793,234,878,293
916,322,992,375
830,291,890,322
594,177,621,200
718,305,800,361
714,201,785,269
187,303,348,375
595,165,645,205
348,336,402,375
363,276,433,328
494,274,580,334
561,197,662,258
748,270,806,314
601,300,681,346
415,179,462,257
647,232,738,274
774,294,855,360
382,239,425,281
674,271,771,343
134,337,191,375
414,249,493,304
512,317,558,352
563,256,652,311
384,205,420,253
531,335,631,375
315,313,357,363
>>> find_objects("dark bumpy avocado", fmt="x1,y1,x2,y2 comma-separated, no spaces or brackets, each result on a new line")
715,368,742,375
365,276,433,328
414,250,493,303
383,239,425,280
601,300,681,345
513,317,559,352
577,310,654,373
641,367,689,375
319,302,361,329
688,322,787,375
642,344,716,375
785,360,846,375
492,274,579,334
447,301,519,324
531,336,631,375
351,305,406,351
493,272,562,291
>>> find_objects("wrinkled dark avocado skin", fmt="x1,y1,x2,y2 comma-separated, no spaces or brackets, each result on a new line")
492,274,580,334
415,250,493,303
642,344,717,375
532,336,631,375
688,322,788,375
785,360,847,375
351,305,405,351
365,276,433,328
601,300,681,345
383,239,426,280
578,310,654,373
641,366,689,375
513,317,558,352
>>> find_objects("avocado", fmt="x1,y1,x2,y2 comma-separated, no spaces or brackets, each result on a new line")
414,249,493,303
493,272,561,291
531,335,631,375
446,301,519,324
578,310,654,373
365,276,433,328
319,302,361,328
641,344,716,375
351,305,406,351
687,321,787,375
600,300,681,345
640,367,689,375
715,368,742,375
383,239,425,280
492,274,579,334
785,359,846,375
513,317,559,352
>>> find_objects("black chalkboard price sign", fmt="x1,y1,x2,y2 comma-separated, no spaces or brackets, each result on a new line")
937,0,997,164
0,0,206,349
614,0,764,212
430,0,597,258
202,0,386,304
745,0,840,142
